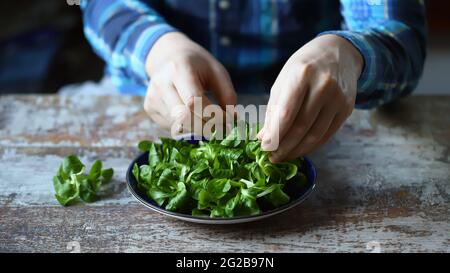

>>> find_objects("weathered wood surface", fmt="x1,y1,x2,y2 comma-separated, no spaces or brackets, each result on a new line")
0,95,449,253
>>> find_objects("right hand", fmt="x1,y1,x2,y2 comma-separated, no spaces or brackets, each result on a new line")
144,32,237,134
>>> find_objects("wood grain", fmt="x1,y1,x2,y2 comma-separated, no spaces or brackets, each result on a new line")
1,205,448,253
0,95,449,252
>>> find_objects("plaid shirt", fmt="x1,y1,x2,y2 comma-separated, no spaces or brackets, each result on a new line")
81,0,427,109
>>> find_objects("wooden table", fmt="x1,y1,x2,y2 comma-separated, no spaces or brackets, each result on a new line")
0,95,449,253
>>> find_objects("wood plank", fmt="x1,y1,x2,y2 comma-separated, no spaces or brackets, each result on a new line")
1,205,448,253
2,95,449,147
0,95,167,147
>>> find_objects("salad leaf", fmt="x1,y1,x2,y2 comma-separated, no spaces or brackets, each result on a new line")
134,123,306,217
53,155,114,206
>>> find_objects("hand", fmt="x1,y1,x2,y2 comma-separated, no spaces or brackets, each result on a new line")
144,32,237,134
260,34,363,162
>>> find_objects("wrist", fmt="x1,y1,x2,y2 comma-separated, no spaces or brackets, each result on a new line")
329,34,364,80
145,32,189,77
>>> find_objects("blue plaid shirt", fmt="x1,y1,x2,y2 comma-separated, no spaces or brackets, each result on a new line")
81,0,427,109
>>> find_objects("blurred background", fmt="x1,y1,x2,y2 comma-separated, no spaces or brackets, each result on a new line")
0,0,448,95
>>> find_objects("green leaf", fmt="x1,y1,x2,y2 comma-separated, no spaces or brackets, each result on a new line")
235,189,260,216
198,189,212,210
57,165,69,181
149,187,171,206
53,175,78,206
79,178,97,203
245,141,260,159
256,184,278,198
224,192,240,217
264,184,290,207
207,178,232,199
278,162,298,181
138,140,153,152
192,208,209,217
165,182,189,211
219,148,243,161
148,143,160,167
132,163,140,182
139,165,152,184
54,194,74,207
220,126,244,147
101,168,114,184
53,156,114,206
62,155,84,175
89,160,102,180
209,168,234,179
157,168,175,189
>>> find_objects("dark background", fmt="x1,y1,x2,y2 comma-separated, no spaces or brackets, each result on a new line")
0,0,449,95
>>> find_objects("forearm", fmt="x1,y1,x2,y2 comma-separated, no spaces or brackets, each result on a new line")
81,0,177,85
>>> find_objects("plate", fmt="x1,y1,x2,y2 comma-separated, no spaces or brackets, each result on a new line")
126,136,317,224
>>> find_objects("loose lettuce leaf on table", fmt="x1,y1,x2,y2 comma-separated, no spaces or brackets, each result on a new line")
53,155,114,206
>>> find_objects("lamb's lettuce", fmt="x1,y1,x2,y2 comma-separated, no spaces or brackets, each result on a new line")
133,124,306,217
53,155,114,206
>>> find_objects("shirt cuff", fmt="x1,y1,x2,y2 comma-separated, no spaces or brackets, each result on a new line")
317,30,376,95
125,23,178,83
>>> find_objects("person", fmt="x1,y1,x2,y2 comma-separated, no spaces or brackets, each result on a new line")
81,0,427,162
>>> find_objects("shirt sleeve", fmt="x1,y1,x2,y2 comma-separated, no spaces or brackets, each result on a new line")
80,0,177,89
319,0,427,109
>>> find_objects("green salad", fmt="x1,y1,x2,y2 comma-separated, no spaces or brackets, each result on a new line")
133,125,307,218
53,156,114,206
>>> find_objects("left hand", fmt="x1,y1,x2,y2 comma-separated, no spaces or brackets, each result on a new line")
259,34,363,162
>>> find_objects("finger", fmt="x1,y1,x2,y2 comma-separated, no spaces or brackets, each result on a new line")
157,82,186,123
262,64,311,151
286,110,347,159
270,101,337,162
261,65,286,143
264,60,291,120
257,127,265,140
261,64,290,148
269,71,339,159
174,70,214,121
144,83,170,117
207,64,237,109
144,85,173,129
261,104,274,149
153,79,210,136
267,82,323,155
172,106,207,137
284,108,336,159
151,112,172,130
298,78,351,155
305,110,349,154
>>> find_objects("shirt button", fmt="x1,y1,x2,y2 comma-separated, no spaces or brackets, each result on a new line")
220,36,231,46
218,0,230,10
